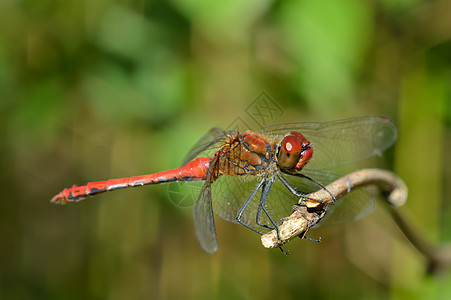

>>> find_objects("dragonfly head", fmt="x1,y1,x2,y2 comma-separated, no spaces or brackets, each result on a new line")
277,132,313,171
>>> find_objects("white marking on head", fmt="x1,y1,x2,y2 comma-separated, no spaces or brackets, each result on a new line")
286,142,292,151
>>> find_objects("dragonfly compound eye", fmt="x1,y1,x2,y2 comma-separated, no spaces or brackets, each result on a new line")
277,133,303,169
277,132,313,171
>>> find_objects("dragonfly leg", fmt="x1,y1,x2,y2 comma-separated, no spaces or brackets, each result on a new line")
236,178,266,235
277,171,335,204
255,174,279,233
277,172,319,201
293,172,336,203
279,246,290,255
302,235,322,243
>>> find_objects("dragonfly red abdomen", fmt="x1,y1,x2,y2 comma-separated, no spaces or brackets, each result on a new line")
51,157,211,204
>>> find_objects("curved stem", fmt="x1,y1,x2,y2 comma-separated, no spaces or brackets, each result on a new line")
261,168,451,275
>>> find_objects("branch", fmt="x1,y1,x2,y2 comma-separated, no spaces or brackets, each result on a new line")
261,168,407,248
261,168,451,275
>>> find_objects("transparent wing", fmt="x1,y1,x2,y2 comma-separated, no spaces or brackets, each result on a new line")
210,169,375,232
257,116,397,170
317,188,374,227
301,170,375,227
193,179,218,254
211,174,296,233
182,127,229,166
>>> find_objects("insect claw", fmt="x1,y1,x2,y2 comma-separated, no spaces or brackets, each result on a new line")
302,235,322,243
279,246,290,255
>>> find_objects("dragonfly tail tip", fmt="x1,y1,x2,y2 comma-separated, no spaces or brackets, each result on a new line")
50,193,67,205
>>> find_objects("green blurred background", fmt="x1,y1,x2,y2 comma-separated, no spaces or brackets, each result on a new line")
1,0,450,299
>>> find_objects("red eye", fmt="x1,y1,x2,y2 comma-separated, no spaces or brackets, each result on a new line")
282,132,308,153
278,132,312,171
283,137,300,153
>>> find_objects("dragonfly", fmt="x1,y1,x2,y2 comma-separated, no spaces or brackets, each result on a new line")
51,116,397,254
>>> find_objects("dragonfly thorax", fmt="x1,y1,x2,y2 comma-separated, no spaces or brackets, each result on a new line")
215,132,276,176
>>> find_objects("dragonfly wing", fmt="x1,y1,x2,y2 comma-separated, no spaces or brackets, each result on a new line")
258,116,397,170
193,179,218,254
211,174,298,233
210,169,375,234
316,188,375,227
182,127,228,166
300,169,376,227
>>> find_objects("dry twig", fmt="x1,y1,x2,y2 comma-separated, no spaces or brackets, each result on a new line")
261,168,450,275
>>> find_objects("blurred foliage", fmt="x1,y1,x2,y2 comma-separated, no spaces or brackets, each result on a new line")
0,0,450,299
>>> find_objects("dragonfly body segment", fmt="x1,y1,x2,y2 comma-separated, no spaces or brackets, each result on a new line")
215,132,275,176
51,157,210,204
